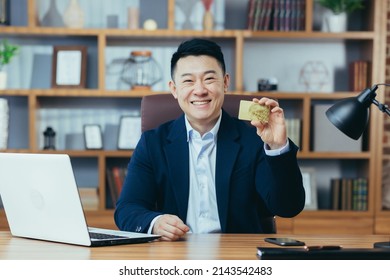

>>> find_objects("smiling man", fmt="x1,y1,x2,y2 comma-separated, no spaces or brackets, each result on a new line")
114,38,305,241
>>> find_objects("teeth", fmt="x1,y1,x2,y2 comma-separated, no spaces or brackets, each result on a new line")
192,101,209,105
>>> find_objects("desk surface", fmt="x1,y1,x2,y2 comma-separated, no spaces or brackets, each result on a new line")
0,231,389,260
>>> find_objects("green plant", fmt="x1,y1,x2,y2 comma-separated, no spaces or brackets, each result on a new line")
317,0,364,14
0,40,19,70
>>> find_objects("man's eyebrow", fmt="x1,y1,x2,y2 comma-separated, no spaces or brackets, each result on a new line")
180,70,217,78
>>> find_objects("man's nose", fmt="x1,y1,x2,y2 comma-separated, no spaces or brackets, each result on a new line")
193,80,207,94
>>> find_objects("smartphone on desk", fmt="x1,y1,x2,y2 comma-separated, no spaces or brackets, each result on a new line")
264,237,305,246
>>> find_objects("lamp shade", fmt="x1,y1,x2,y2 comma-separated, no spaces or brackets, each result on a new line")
325,97,370,140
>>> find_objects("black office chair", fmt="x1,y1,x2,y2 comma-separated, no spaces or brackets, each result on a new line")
140,93,277,233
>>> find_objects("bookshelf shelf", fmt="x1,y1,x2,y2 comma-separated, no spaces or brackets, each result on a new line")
0,0,387,233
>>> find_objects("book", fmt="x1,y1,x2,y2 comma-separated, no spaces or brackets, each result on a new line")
262,0,274,30
296,0,305,31
330,178,341,210
253,0,263,31
247,0,257,30
354,177,368,211
257,247,390,260
272,0,280,30
257,0,268,30
112,166,124,197
106,167,118,206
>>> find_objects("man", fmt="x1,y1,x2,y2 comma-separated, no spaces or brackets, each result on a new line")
115,38,305,241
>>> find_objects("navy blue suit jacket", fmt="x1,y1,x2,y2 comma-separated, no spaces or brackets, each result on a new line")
114,110,305,233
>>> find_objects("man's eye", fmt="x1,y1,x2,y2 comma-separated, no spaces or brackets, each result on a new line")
183,79,193,83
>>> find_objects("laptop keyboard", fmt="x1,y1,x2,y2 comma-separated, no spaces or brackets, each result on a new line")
89,232,127,240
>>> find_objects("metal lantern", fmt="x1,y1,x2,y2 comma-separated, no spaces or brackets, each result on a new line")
43,126,56,150
120,50,162,90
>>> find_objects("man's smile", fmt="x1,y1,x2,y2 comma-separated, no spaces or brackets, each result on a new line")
191,100,211,105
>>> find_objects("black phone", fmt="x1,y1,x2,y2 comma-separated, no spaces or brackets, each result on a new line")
264,237,305,246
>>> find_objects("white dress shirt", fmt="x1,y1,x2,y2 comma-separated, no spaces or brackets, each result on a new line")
185,113,222,233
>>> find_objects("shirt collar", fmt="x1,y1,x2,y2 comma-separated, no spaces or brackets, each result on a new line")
185,110,222,142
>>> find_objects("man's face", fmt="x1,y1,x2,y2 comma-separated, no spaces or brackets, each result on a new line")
169,55,230,131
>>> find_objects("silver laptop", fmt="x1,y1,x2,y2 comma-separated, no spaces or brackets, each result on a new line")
0,153,160,247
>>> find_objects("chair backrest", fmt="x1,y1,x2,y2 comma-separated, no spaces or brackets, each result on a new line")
140,93,276,233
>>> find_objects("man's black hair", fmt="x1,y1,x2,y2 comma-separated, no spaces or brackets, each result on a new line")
170,38,226,80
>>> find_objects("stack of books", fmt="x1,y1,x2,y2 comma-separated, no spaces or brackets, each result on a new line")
106,166,127,206
349,60,370,92
286,118,301,147
247,0,306,31
0,98,9,150
330,177,368,211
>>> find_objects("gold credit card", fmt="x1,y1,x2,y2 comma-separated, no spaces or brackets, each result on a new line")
238,100,270,123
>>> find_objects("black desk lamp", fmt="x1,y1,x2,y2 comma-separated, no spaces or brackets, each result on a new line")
326,84,390,249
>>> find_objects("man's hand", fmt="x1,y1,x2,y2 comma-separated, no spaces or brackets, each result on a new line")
250,97,287,149
152,214,190,241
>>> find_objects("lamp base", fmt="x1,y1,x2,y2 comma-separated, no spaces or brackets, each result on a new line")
373,242,390,249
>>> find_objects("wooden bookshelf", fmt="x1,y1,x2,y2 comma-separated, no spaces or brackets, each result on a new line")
0,0,387,234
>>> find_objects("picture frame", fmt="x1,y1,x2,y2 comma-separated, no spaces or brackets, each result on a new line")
117,115,141,150
0,0,10,25
301,168,318,210
51,46,87,88
83,124,103,150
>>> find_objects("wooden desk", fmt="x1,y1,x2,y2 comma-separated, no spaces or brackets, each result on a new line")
0,231,389,260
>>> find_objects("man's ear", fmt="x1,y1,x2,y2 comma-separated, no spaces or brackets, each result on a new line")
224,74,230,92
169,80,178,99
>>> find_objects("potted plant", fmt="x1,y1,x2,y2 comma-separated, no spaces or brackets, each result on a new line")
0,40,19,89
317,0,364,32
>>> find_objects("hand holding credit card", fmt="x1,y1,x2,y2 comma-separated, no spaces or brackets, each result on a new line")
238,100,270,123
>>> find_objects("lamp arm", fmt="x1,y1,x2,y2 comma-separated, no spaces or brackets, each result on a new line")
370,83,390,116
371,99,390,116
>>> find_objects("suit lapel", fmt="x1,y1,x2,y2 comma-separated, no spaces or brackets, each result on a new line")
164,115,190,220
215,111,240,232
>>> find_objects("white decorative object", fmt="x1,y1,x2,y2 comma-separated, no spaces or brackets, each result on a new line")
322,11,347,32
143,19,157,30
0,98,9,149
0,71,6,89
299,61,330,92
63,0,84,28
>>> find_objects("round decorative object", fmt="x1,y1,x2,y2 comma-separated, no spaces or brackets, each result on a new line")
299,61,330,92
143,19,158,30
120,50,162,90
